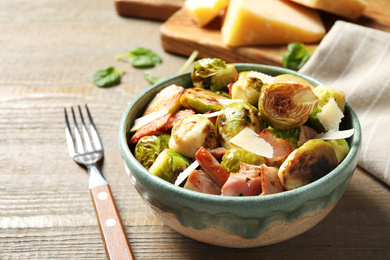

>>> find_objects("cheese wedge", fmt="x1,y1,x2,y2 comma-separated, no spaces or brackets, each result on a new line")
288,0,367,20
221,0,326,47
184,0,229,27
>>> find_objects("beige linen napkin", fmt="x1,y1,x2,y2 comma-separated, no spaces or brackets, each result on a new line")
299,20,390,186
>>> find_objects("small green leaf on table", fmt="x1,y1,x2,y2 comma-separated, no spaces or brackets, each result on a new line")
93,66,125,88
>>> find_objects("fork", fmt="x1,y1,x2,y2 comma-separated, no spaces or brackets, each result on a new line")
64,105,135,260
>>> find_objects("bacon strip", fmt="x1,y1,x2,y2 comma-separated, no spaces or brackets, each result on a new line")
129,113,172,144
260,165,284,195
184,170,221,195
258,129,293,167
195,147,229,188
160,109,195,132
221,163,262,196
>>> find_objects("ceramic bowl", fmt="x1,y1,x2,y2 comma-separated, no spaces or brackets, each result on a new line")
119,64,361,248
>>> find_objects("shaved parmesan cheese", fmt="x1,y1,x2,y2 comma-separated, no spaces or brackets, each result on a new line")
130,109,169,132
217,99,244,105
244,71,275,84
316,129,354,140
230,127,274,158
175,160,199,186
203,111,224,118
317,98,344,131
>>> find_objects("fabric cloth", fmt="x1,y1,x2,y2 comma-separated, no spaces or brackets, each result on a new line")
299,20,390,186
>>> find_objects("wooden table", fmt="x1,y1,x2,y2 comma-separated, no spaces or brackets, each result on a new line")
1,0,389,259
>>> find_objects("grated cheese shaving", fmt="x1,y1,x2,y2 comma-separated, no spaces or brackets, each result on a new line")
316,129,354,140
244,71,275,84
174,160,199,186
317,98,344,131
130,109,169,132
230,127,274,158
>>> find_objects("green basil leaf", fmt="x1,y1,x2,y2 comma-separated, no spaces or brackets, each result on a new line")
143,70,165,85
282,43,314,70
116,47,162,68
93,66,124,88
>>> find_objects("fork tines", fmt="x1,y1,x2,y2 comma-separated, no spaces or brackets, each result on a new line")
64,105,103,157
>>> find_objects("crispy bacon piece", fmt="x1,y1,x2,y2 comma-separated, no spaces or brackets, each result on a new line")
160,109,196,131
129,113,172,144
221,163,262,196
195,147,229,188
260,164,284,195
207,147,228,161
298,125,317,146
184,170,221,195
258,129,293,167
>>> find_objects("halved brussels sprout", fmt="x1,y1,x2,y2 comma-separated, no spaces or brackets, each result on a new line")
134,134,171,170
278,139,338,190
221,148,266,173
216,102,264,149
307,85,346,132
191,58,238,91
169,115,219,158
143,84,184,115
148,149,191,183
258,82,319,130
326,139,349,164
230,76,263,106
180,87,228,113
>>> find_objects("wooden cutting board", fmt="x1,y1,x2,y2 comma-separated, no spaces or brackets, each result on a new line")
116,0,390,65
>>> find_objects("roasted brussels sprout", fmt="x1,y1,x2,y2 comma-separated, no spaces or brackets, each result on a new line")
143,84,184,115
278,139,338,190
180,87,228,113
230,76,263,106
221,148,266,173
258,82,319,130
307,85,346,132
326,139,350,163
134,134,170,170
148,149,191,183
191,58,238,91
169,115,219,158
216,102,264,149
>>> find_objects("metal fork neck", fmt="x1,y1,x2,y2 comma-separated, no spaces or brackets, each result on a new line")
87,163,108,189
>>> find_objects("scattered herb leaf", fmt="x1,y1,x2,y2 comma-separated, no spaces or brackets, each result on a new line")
282,43,314,70
116,47,162,68
93,66,124,88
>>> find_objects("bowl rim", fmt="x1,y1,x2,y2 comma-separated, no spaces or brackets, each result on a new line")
119,63,362,206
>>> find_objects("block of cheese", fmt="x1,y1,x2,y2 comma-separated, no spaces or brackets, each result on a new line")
221,0,326,47
288,0,367,20
184,0,229,27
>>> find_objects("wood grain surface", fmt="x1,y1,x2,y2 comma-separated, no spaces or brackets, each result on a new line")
160,0,390,65
1,0,390,259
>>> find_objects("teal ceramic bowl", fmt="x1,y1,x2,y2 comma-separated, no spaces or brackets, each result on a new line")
119,64,361,248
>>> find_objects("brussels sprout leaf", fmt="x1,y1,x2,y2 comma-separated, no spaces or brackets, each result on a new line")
116,47,162,68
93,66,124,88
282,43,314,70
143,70,165,85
